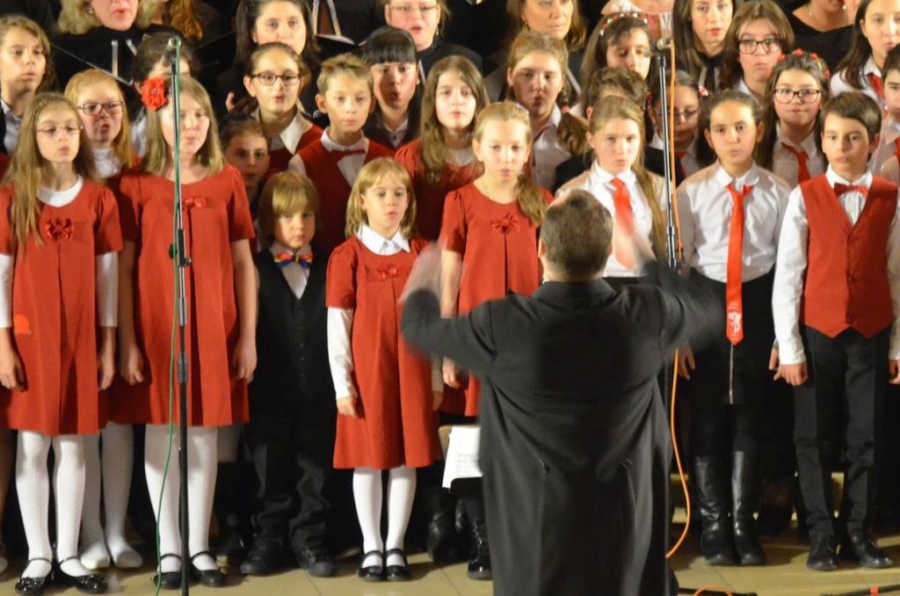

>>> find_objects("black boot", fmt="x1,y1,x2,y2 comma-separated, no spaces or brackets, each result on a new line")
732,452,765,566
692,457,738,566
214,462,246,566
427,488,462,564
467,519,492,580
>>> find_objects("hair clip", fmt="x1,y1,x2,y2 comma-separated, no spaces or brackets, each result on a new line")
774,50,830,80
599,12,649,37
561,105,571,115
141,77,168,112
698,85,710,98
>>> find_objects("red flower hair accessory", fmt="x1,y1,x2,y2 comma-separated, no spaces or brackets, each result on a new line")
141,77,168,111
698,85,710,98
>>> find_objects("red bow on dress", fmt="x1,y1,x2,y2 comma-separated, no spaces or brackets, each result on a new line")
184,196,207,209
44,218,73,240
491,213,520,234
376,265,399,281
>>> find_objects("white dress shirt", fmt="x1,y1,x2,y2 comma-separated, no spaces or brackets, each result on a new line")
771,124,826,189
773,167,900,365
93,147,123,180
831,57,886,113
531,104,572,191
873,113,900,175
269,240,311,300
0,177,118,328
557,163,663,278
287,129,368,186
677,162,789,283
883,155,900,184
255,105,312,154
1,99,21,154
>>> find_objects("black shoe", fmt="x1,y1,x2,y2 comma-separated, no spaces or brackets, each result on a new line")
240,538,285,576
693,457,738,566
15,558,52,596
190,551,227,587
807,534,838,571
427,488,461,564
732,452,765,566
385,548,411,581
357,550,384,582
296,546,336,577
841,532,893,569
467,519,492,580
215,525,246,567
151,553,183,590
54,558,108,594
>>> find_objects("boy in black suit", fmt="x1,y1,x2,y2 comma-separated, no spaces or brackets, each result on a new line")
241,171,337,577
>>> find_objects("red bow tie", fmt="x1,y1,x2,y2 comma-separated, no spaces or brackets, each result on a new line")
274,251,313,268
331,148,365,159
834,183,868,197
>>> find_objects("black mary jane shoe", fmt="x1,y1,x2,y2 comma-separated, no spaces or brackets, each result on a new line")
15,558,53,596
151,553,183,590
54,557,108,594
385,548,411,582
190,551,227,587
357,550,385,582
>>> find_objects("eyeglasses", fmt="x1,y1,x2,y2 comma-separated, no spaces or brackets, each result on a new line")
655,108,701,122
390,3,439,16
249,72,301,86
36,126,81,138
773,88,821,104
738,37,783,55
77,101,125,116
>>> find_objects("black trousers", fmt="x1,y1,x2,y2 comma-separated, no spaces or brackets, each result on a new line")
244,393,336,553
793,326,889,538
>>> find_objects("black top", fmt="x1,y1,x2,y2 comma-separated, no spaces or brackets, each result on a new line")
0,0,55,33
786,11,853,72
419,39,483,79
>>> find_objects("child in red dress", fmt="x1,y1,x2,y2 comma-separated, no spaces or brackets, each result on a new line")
439,101,552,580
288,54,393,254
115,76,257,589
0,93,122,594
395,56,489,241
326,158,441,582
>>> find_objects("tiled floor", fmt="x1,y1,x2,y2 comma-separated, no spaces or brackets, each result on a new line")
8,528,900,595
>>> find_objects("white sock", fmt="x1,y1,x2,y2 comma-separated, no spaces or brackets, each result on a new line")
187,426,218,572
54,435,90,577
145,424,182,573
101,423,142,568
80,433,109,569
385,466,416,567
16,431,52,579
353,467,383,568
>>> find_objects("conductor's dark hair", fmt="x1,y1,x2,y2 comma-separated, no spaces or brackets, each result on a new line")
820,91,881,144
541,191,612,280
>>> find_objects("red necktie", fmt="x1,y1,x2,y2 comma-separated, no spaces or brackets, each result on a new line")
611,177,636,268
330,148,365,160
726,183,752,345
869,73,885,99
781,144,810,183
274,251,313,268
833,183,868,197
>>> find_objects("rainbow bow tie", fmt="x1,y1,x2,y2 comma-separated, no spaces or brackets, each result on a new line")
274,251,313,269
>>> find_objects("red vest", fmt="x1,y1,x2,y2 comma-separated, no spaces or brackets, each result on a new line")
800,174,897,338
298,138,393,253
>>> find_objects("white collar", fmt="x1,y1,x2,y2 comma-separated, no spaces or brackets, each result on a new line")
826,166,872,189
775,123,818,156
1,99,20,124
255,106,310,154
589,162,637,187
865,56,881,77
320,129,367,153
357,224,410,253
712,161,760,191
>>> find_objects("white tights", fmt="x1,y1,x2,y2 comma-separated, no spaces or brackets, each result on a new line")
144,424,218,573
353,466,416,568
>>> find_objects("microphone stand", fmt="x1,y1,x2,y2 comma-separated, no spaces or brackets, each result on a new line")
167,36,192,596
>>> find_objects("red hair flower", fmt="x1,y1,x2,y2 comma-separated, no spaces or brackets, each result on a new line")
698,86,710,98
141,77,168,111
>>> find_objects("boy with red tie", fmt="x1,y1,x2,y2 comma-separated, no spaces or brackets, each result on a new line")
287,53,393,253
773,91,900,572
240,172,337,578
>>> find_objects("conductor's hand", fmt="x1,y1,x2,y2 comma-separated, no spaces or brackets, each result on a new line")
0,333,23,391
337,395,361,419
118,340,145,385
779,362,808,386
443,358,460,388
232,336,257,381
769,346,781,381
677,344,695,380
433,391,443,411
401,243,442,302
890,359,900,384
613,220,655,271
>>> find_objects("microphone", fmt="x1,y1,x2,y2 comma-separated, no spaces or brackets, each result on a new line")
166,35,182,54
656,38,673,52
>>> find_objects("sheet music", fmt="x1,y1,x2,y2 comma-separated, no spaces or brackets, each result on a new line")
442,426,482,487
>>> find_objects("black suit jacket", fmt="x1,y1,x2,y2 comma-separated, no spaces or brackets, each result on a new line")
249,248,334,420
402,263,721,596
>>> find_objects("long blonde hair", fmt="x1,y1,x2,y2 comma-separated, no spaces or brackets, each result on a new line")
64,69,135,169
346,158,417,239
58,0,160,35
3,93,99,247
474,101,546,226
142,76,226,176
588,97,666,260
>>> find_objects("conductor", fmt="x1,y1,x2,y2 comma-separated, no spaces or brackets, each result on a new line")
401,191,722,596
